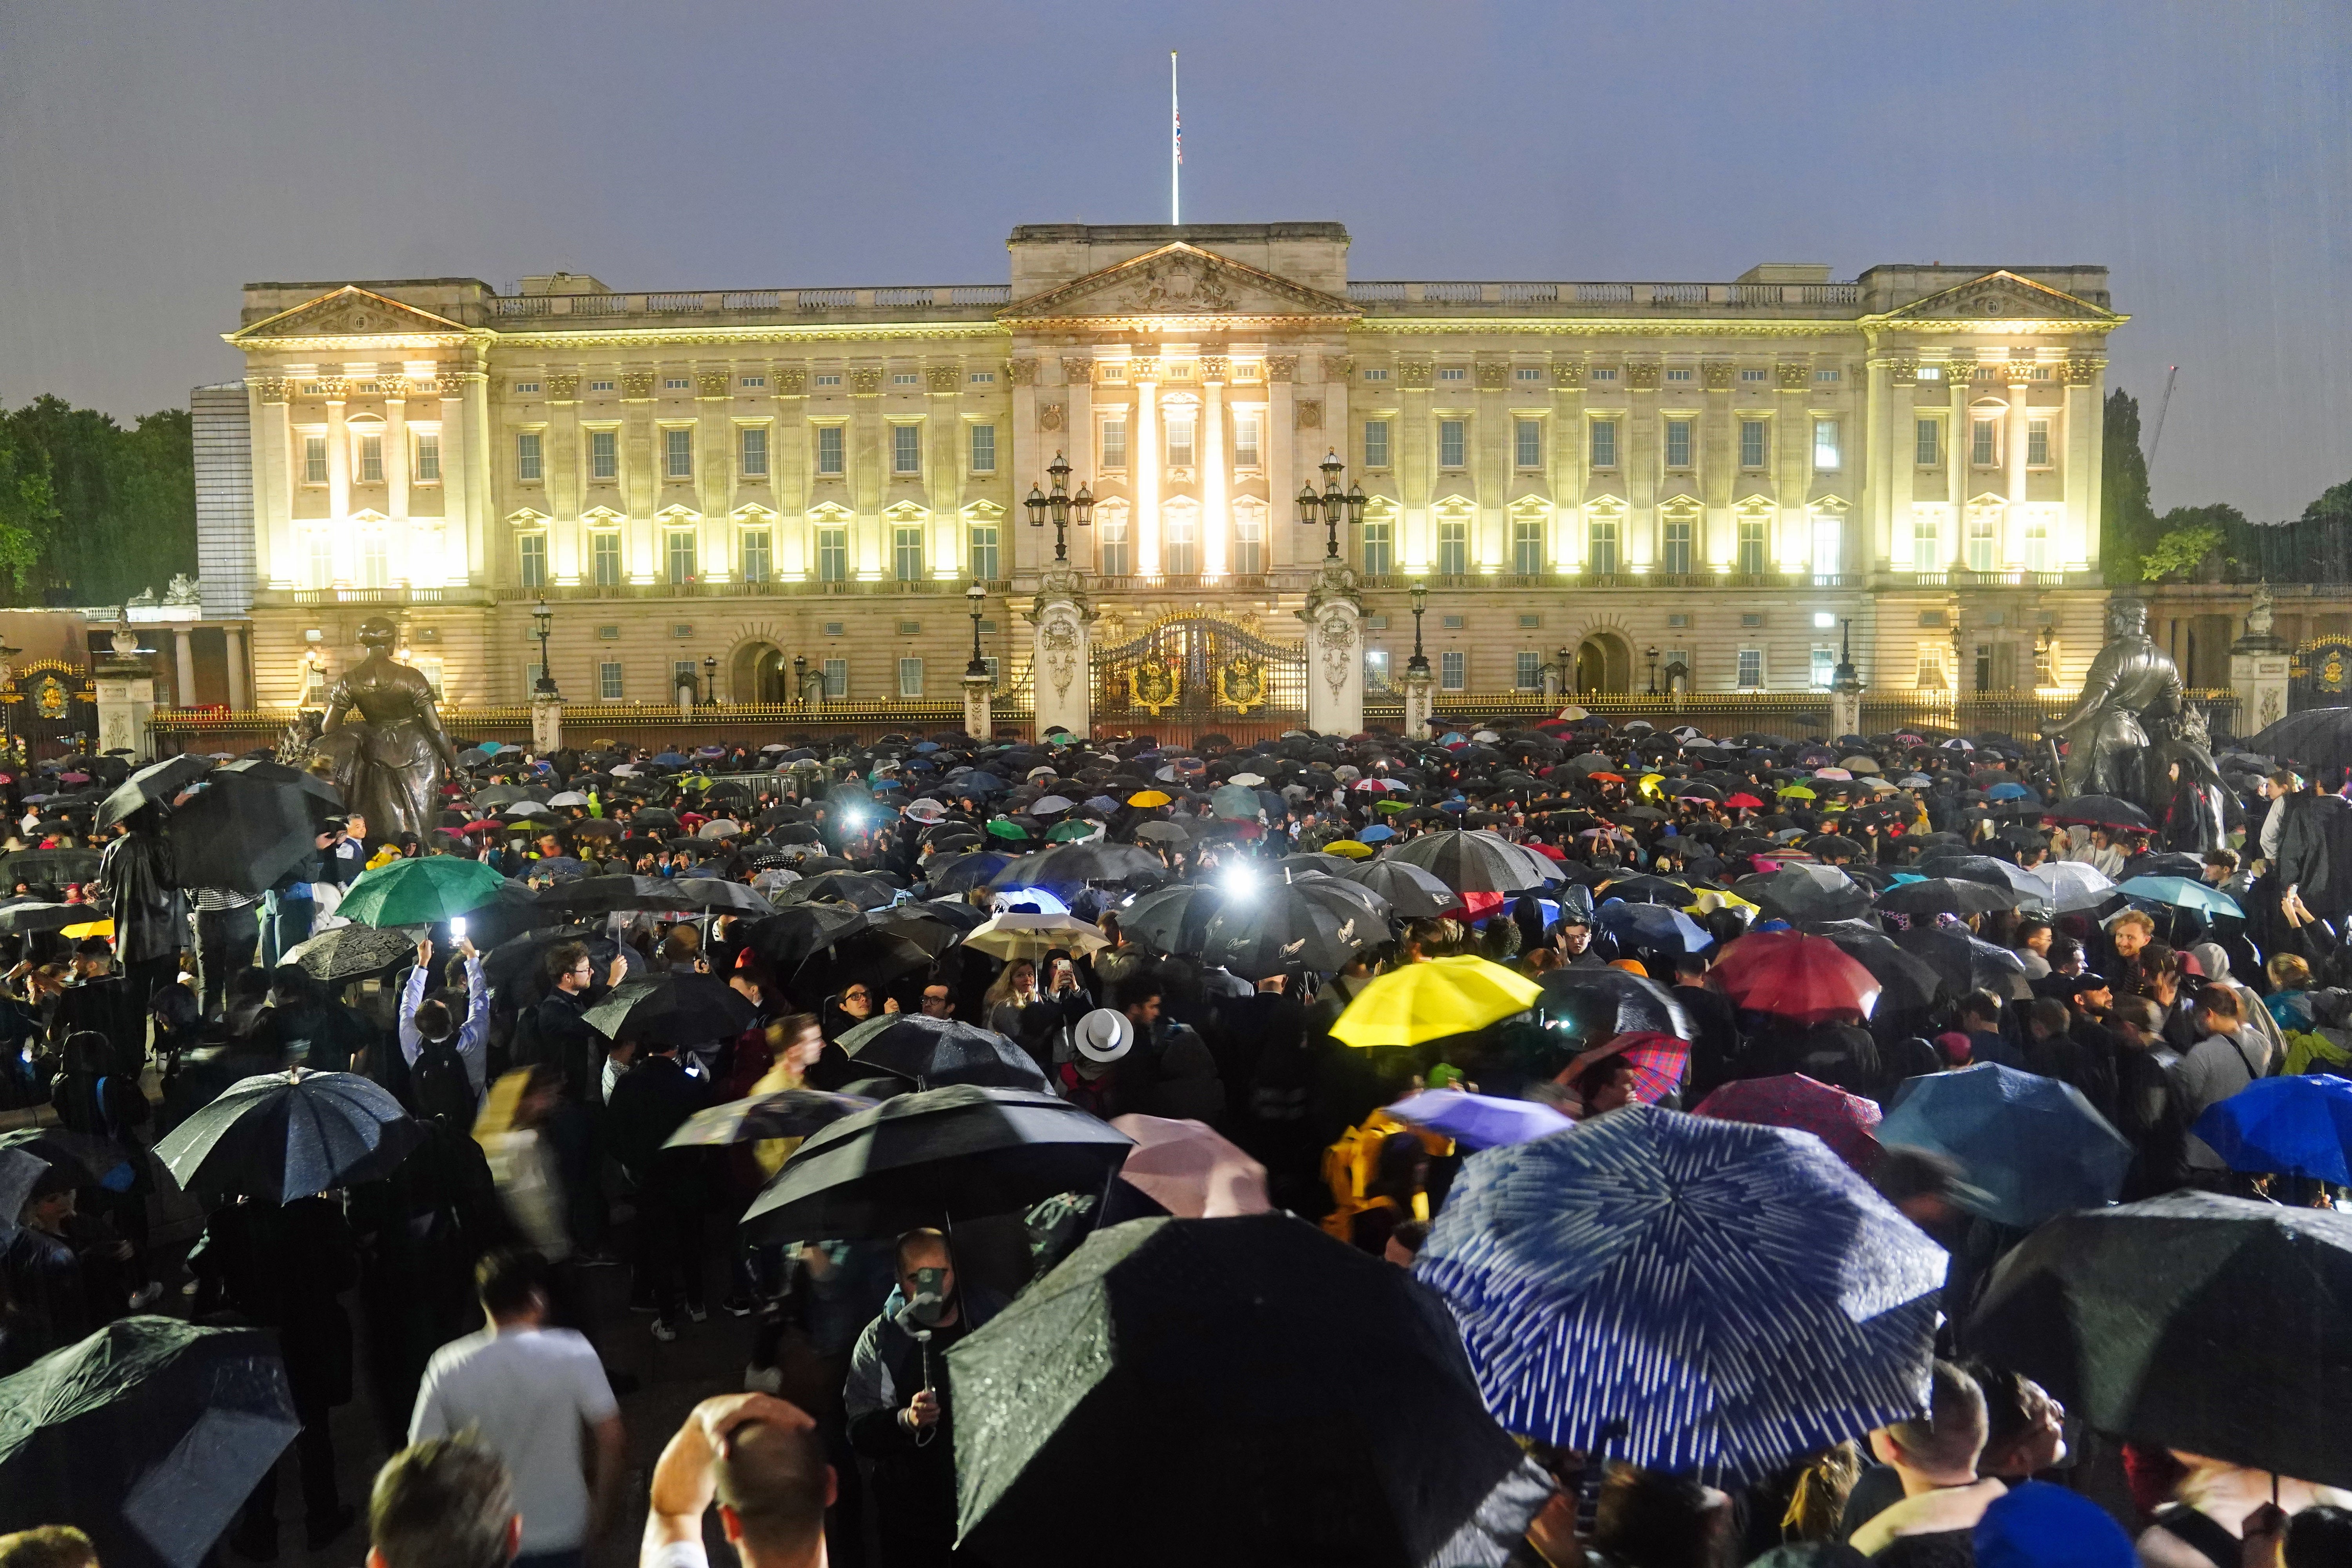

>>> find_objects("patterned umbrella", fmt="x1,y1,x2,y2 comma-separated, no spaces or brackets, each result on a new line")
278,922,426,983
1693,1073,1884,1173
1560,1031,1691,1105
1415,1105,1945,1481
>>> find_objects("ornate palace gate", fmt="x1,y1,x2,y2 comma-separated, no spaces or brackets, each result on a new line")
1090,613,1308,741
2290,634,2352,711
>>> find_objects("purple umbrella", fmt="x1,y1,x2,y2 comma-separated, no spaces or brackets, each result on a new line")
1389,1089,1573,1151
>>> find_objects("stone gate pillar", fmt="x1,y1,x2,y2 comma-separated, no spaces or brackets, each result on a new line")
530,690,564,754
2230,584,2290,741
94,623,157,760
1402,662,1436,740
1027,563,1094,740
962,670,994,740
1300,559,1364,737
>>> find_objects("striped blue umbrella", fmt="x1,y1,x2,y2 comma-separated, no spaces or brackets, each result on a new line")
1415,1104,1946,1481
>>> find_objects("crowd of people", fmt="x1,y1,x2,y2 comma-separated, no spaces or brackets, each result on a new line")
1,708,2350,1568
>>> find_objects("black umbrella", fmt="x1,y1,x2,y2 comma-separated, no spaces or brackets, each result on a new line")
772,871,903,911
162,768,318,895
789,926,938,1001
1339,858,1459,918
2248,706,2352,771
745,904,874,970
154,1070,423,1202
1199,878,1385,979
0,900,99,934
1872,877,2027,918
95,753,211,831
949,1214,1550,1568
582,975,757,1044
1388,829,1560,894
0,1317,301,1568
278,922,426,983
1536,967,1692,1042
1117,883,1223,955
216,757,344,827
870,900,989,947
0,847,103,888
987,841,1166,892
740,1085,1133,1242
1915,854,2053,903
664,1089,878,1149
1796,921,1945,1014
2047,795,2154,831
836,1014,1051,1091
1967,1191,2352,1487
0,1125,136,1189
1889,926,2031,1000
537,873,772,916
1732,863,1874,923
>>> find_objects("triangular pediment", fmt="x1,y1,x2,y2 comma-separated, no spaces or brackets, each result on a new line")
1877,271,2119,325
1001,243,1357,324
231,286,470,343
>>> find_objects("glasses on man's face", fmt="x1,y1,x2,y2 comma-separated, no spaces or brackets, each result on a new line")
572,964,593,977
845,990,870,1004
922,993,950,1007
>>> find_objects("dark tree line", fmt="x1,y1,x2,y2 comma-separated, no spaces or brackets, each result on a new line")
2103,388,2352,585
0,395,199,606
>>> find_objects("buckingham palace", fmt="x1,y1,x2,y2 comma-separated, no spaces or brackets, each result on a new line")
187,221,2129,740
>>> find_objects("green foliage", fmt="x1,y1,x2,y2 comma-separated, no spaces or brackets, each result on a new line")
2101,389,2158,586
2138,520,2229,582
0,396,196,605
2303,476,2352,527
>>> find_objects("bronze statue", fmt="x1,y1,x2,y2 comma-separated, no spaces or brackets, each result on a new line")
312,615,456,842
2043,597,2225,851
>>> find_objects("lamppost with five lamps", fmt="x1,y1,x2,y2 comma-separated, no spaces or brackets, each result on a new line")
1295,450,1368,561
1024,452,1094,564
532,598,557,695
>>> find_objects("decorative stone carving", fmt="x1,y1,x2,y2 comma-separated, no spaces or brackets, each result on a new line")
2006,359,2039,386
1397,361,1434,390
1626,360,1661,391
1007,359,1038,387
1296,401,1323,430
314,377,351,401
1886,359,1918,385
1702,361,1736,390
2247,583,2276,640
1131,358,1163,384
163,574,200,607
1120,255,1232,314
775,364,807,394
928,366,960,393
1777,363,1812,391
2046,597,2226,851
697,370,730,397
1552,360,1585,389
1062,358,1094,385
252,376,289,404
1265,355,1298,384
1323,355,1355,383
2064,357,2105,385
1945,360,1980,388
850,367,884,396
1200,356,1230,382
1476,361,1510,390
544,373,579,401
621,371,657,399
1038,403,1064,432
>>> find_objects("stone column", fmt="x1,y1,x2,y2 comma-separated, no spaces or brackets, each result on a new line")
462,367,493,585
1132,365,1160,576
1946,359,1974,569
324,381,351,552
386,389,410,531
1864,355,1893,571
225,627,249,709
1027,564,1093,740
2063,356,2103,573
2230,590,2291,739
1887,362,1916,569
1266,357,1297,568
438,382,472,587
94,625,157,760
171,627,195,708
1401,660,1436,741
530,689,564,753
252,377,296,588
1201,359,1228,579
2006,364,2033,570
1555,357,1588,571
1300,558,1364,737
962,669,993,741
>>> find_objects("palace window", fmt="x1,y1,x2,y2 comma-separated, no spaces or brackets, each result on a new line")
1515,652,1543,690
358,532,388,588
588,379,615,392
1439,420,1466,469
740,427,768,478
1740,419,1768,469
969,423,996,474
412,433,440,484
1666,367,1694,383
1437,516,1468,575
813,373,841,388
515,432,543,482
1812,646,1837,690
1097,507,1130,576
1232,503,1264,575
816,426,845,475
664,428,692,479
1967,511,1998,572
666,530,696,584
1916,419,1941,466
892,425,922,475
1913,513,1940,568
1811,513,1842,579
1588,515,1619,576
1364,649,1391,691
893,372,920,386
2027,419,2052,467
1737,648,1764,688
1662,516,1694,576
1971,419,1998,466
969,370,996,385
1512,515,1543,574
519,533,548,588
1360,367,1390,381
1917,365,1943,381
823,657,848,698
1515,419,1542,469
589,430,617,480
1163,505,1198,575
893,524,924,581
740,376,766,389
357,434,384,485
1590,367,1618,383
1740,368,1768,383
898,657,924,697
1440,650,1465,691
1516,365,1544,383
307,531,333,588
1234,414,1261,469
591,531,621,586
1363,420,1390,468
1360,515,1392,577
817,526,848,582
1438,366,1468,383
969,522,1000,581
1590,419,1618,468
2024,515,2052,572
599,661,624,700
1165,411,1196,468
664,377,690,390
1736,516,1768,576
1665,420,1693,469
1813,419,1841,471
741,528,771,583
1100,418,1127,469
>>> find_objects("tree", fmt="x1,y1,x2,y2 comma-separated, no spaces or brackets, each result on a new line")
2138,504,2247,582
0,396,196,605
2102,388,2157,586
0,422,58,596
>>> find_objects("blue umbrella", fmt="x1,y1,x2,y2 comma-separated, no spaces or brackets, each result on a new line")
2194,1075,2352,1183
1389,1089,1574,1151
1416,1105,1945,1481
1595,900,1712,955
953,771,1011,797
653,751,690,766
1985,782,2031,801
2117,876,2244,920
1878,1063,2132,1229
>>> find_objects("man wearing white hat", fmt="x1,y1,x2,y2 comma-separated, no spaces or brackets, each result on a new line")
1058,1007,1136,1119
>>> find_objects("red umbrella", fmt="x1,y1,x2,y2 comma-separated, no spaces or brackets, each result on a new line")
1561,1030,1690,1105
1724,792,1765,809
1712,931,1882,1022
1693,1073,1884,1173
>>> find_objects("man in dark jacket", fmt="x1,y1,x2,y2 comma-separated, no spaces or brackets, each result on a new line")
606,1037,712,1339
1671,953,1743,1100
843,1229,1008,1568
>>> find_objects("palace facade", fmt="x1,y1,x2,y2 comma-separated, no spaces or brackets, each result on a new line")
201,222,2129,733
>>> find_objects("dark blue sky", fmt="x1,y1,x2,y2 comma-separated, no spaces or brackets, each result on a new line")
3,0,2346,520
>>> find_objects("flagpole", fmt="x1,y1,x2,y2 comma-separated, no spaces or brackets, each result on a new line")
1170,50,1180,226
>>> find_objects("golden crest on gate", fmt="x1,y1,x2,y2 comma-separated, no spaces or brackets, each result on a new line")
1216,655,1267,714
34,676,67,720
1129,655,1179,716
2321,648,2350,695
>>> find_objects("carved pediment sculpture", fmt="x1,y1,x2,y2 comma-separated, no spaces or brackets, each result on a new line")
1001,242,1358,328
1875,271,2122,326
230,285,471,344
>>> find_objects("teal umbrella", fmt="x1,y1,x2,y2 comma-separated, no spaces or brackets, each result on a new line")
337,857,512,927
2116,875,2243,920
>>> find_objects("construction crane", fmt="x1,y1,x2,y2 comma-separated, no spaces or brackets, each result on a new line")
2146,365,2180,470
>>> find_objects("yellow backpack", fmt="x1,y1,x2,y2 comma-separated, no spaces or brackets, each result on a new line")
1319,1110,1438,1241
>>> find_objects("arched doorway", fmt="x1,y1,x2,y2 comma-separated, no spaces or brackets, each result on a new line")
730,641,790,704
1571,632,1632,695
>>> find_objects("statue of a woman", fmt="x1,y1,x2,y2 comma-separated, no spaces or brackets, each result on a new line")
314,616,456,842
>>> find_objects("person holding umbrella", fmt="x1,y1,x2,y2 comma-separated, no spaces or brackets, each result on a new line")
844,1228,1008,1568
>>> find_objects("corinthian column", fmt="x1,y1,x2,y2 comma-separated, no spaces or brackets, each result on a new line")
1201,358,1228,579
1133,364,1160,577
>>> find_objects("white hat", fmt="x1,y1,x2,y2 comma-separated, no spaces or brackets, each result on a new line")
1071,1007,1133,1064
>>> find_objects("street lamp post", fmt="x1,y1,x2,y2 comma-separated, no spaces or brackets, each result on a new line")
1646,645,1660,695
532,598,557,695
965,581,989,677
1408,583,1431,677
793,653,809,707
702,654,717,707
1294,449,1368,561
1024,452,1094,564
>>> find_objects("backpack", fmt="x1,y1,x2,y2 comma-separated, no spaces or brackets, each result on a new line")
1318,1111,1437,1242
411,1040,476,1125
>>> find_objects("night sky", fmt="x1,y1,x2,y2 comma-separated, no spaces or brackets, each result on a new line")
2,0,2346,521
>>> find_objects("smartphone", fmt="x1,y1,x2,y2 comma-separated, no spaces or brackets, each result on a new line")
448,916,467,942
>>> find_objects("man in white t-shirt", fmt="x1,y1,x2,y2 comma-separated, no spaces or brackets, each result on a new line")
410,1249,626,1568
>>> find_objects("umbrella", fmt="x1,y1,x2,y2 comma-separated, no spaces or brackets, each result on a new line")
1889,927,2031,1000
2047,795,2153,831
835,1014,1051,1092
2117,875,2244,920
771,871,901,911
337,857,511,927
1536,967,1692,1042
1913,855,2053,903
1594,900,1711,954
1388,1089,1573,1151
0,901,98,935
1794,921,1945,1015
161,768,318,896
740,1085,1134,1242
0,847,103,888
1331,957,1543,1049
540,873,775,916
154,1071,424,1201
1558,1031,1691,1106
1414,1105,1946,1482
1117,884,1223,955
1108,1115,1272,1218
663,1089,878,1149
581,975,758,1044
1873,877,2028,918
1733,863,1873,923
0,1126,136,1190
988,841,1165,892
1388,829,1561,894
962,912,1108,962
277,922,426,983
2033,860,2117,914
1199,878,1383,979
1693,1074,1884,1174
0,1317,301,1568
2247,707,2352,771
1877,1063,2132,1229
0,1147,45,1239
2191,1074,2352,1183
926,852,1014,893
1339,858,1458,918
1712,932,1882,1022
950,1214,1552,1568
744,904,872,969
1967,1192,2352,1486
95,753,212,831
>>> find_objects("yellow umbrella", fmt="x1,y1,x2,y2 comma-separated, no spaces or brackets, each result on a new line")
1323,839,1376,860
1127,790,1172,808
60,918,113,940
1776,784,1817,800
1685,887,1759,915
1637,773,1666,801
1330,956,1543,1049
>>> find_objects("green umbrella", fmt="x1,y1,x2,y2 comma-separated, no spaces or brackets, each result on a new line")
337,857,513,928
